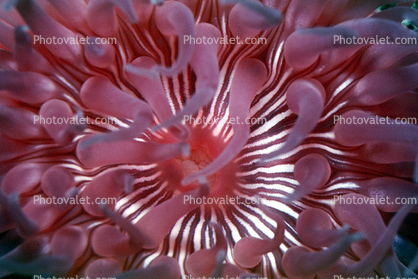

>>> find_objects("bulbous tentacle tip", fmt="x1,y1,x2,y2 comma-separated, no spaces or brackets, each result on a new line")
41,165,75,198
0,71,61,105
348,63,418,106
87,0,138,28
229,0,282,24
84,38,116,68
284,153,331,203
228,0,282,39
119,0,138,23
39,99,84,145
186,223,227,277
50,226,88,265
334,110,418,147
84,258,122,278
135,181,209,249
284,27,359,69
91,224,142,257
233,203,285,268
151,1,195,77
0,191,38,237
14,25,29,42
282,230,364,279
80,170,134,216
262,78,325,162
10,196,38,237
296,208,351,249
125,64,160,80
98,203,143,252
233,238,264,268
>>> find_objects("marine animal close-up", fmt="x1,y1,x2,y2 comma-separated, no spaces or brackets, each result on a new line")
0,0,417,278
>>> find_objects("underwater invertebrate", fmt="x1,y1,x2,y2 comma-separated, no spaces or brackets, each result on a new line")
0,0,417,278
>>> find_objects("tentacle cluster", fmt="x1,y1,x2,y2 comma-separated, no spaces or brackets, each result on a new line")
0,0,417,278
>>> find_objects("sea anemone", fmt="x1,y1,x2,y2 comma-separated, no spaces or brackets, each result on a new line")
0,0,417,278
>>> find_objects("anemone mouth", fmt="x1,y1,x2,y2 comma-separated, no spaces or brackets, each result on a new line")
175,144,218,187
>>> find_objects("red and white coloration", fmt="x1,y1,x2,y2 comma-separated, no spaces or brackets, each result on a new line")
0,0,417,278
